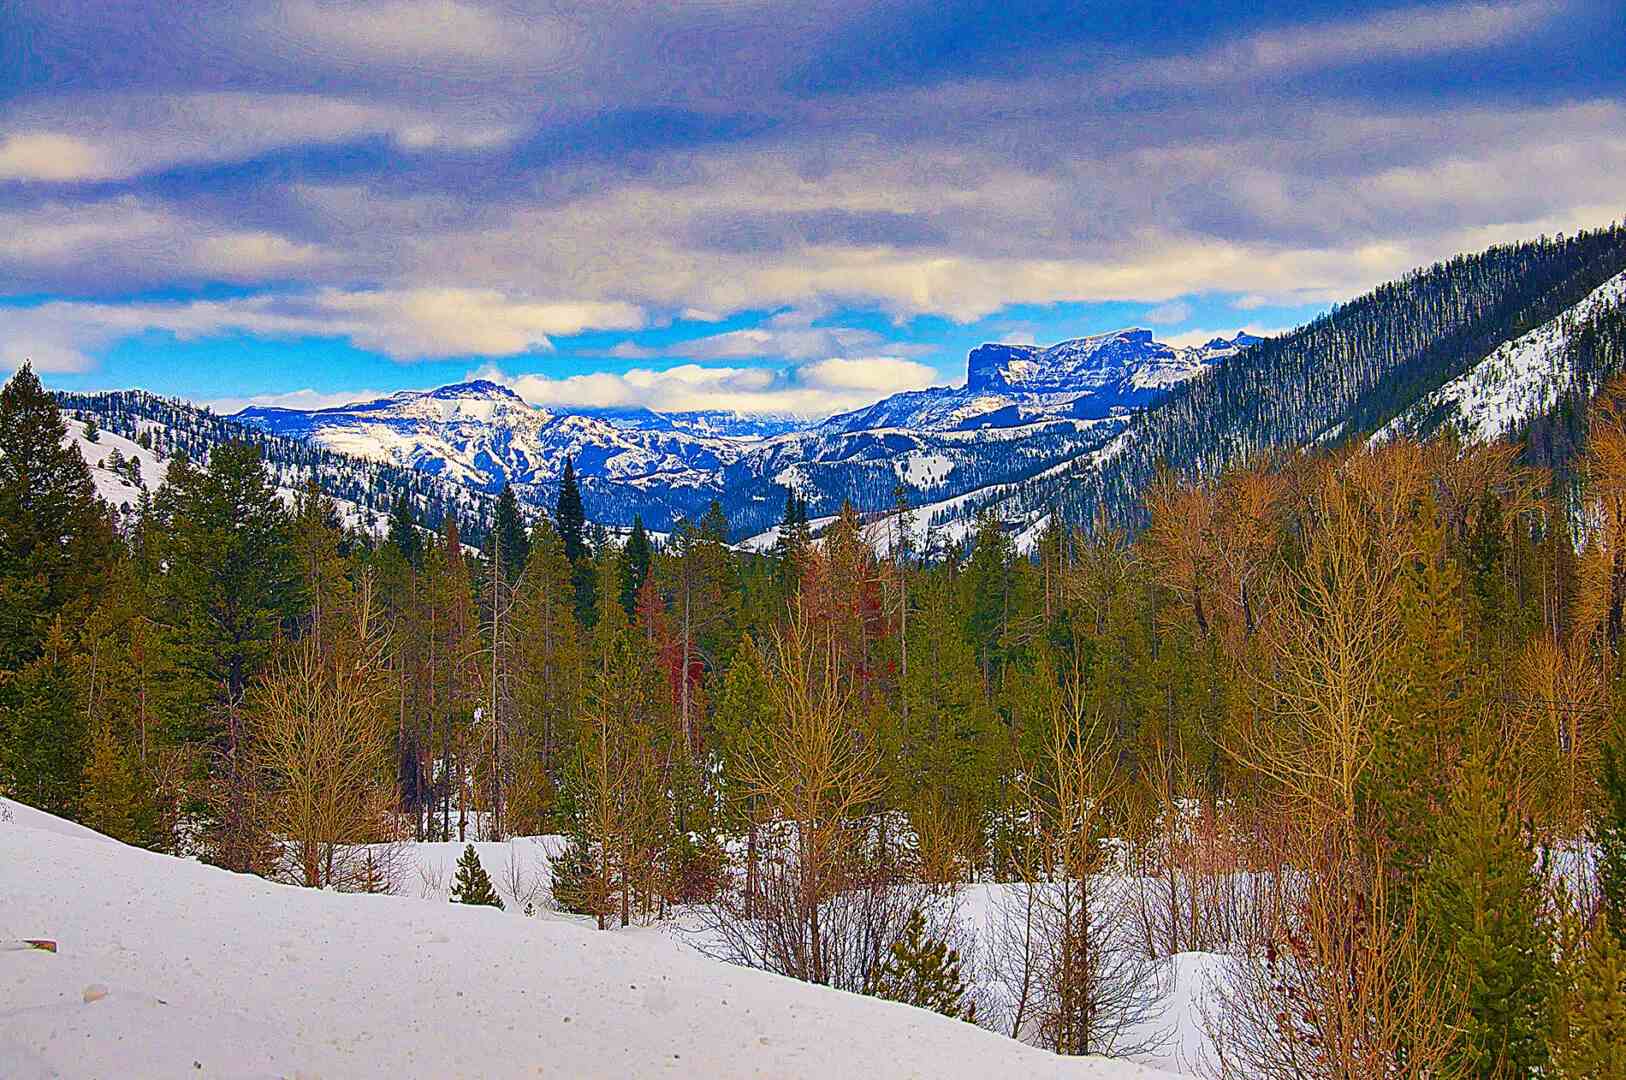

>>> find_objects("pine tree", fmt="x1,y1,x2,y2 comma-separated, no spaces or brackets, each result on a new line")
386,494,422,567
492,483,529,582
79,722,145,843
0,621,87,815
1420,752,1557,1078
864,908,977,1022
619,515,652,616
1369,500,1472,902
1596,731,1626,943
449,843,504,908
556,458,587,565
82,416,99,443
1551,901,1626,1078
0,362,114,667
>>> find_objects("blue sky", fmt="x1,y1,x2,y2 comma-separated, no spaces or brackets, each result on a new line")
2,0,1622,415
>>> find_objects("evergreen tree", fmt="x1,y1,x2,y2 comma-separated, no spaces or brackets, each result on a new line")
0,621,86,815
1596,730,1626,943
79,722,145,843
964,510,1016,690
1551,900,1626,1078
1369,500,1473,902
1420,753,1557,1078
619,515,652,617
449,843,504,908
386,494,423,567
556,458,587,564
864,908,976,1022
492,483,529,582
160,441,302,712
82,416,99,443
0,362,114,667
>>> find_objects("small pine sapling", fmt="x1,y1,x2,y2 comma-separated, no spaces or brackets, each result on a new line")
450,844,504,909
864,908,976,1022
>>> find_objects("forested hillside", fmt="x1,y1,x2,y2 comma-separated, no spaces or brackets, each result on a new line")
1004,226,1626,531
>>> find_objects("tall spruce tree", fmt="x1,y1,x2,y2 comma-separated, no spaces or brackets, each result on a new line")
492,483,529,582
556,458,587,564
1596,730,1626,943
386,494,423,567
0,362,114,667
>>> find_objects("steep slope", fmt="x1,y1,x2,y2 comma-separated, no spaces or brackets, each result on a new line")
972,226,1626,533
0,797,1173,1079
1375,266,1626,446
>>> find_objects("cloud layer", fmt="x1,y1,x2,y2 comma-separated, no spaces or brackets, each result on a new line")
3,0,1623,410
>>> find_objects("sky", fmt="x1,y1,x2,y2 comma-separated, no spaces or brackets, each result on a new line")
2,0,1622,416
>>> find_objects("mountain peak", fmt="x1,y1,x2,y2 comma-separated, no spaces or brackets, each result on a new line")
967,327,1173,395
420,379,527,402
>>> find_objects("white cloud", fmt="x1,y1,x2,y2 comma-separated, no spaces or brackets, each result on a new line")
0,287,647,371
1143,300,1193,325
482,354,939,416
0,133,114,182
0,92,517,183
1127,1,1561,93
263,0,569,72
203,387,395,414
1161,324,1291,349
609,320,921,363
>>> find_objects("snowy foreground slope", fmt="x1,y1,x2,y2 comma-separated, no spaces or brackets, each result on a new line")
0,799,1175,1080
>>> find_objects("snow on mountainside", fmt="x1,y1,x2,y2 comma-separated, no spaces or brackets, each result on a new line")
64,415,389,535
224,330,1258,537
0,797,1175,1079
237,379,747,513
820,330,1259,434
1374,267,1626,446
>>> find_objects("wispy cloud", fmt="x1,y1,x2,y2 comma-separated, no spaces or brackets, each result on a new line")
480,355,938,416
0,288,645,372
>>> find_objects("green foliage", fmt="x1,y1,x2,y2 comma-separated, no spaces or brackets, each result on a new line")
492,483,529,582
0,624,87,815
1597,729,1626,944
0,363,114,668
386,494,422,567
157,441,302,712
1551,904,1626,1079
1368,503,1473,901
79,723,147,844
864,908,976,1022
1420,753,1558,1078
449,844,504,908
619,515,652,617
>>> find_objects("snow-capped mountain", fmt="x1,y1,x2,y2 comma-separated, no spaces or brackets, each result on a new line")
236,379,752,520
228,330,1260,537
819,329,1259,434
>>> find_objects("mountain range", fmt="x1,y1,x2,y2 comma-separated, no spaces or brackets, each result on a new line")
57,226,1626,553
231,327,1254,537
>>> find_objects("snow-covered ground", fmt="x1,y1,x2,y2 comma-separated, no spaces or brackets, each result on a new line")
1,798,1180,1079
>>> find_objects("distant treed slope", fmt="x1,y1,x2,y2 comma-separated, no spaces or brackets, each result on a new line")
1030,226,1626,528
56,390,502,544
